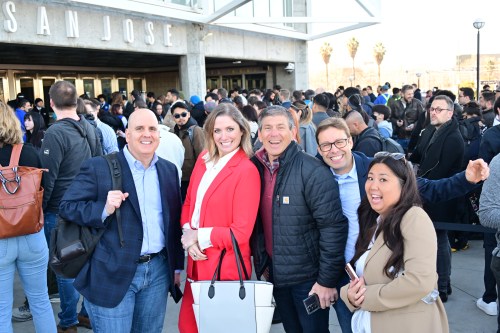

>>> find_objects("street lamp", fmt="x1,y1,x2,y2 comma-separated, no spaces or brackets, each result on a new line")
349,76,354,87
416,72,422,89
473,18,485,100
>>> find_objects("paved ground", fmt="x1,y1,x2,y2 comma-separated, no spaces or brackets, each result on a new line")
11,240,498,332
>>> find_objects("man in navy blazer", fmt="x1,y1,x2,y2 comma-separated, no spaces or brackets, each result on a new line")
313,117,489,333
59,109,184,332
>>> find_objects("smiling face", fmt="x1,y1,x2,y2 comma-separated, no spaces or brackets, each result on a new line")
403,88,414,103
366,162,402,217
172,107,189,126
126,109,160,163
213,115,242,158
258,114,297,162
317,127,354,175
24,115,34,132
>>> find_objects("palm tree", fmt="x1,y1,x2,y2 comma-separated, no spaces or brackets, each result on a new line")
319,42,333,90
373,43,386,85
347,37,359,84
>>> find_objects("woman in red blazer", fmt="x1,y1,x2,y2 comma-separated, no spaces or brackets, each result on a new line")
178,103,261,333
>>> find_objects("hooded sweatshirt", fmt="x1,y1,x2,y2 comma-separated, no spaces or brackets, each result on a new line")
190,101,207,127
40,115,103,213
377,120,393,138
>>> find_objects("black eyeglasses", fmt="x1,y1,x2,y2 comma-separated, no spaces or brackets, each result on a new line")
173,112,188,119
374,151,406,162
318,138,349,152
429,106,451,114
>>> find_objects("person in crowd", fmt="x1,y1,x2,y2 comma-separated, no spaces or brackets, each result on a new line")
97,94,110,112
479,155,500,331
480,91,496,128
290,101,317,155
342,88,378,129
250,106,348,333
7,92,24,110
156,121,184,183
38,81,102,332
178,103,260,333
315,117,488,333
24,112,46,151
110,91,123,107
241,105,259,144
166,88,182,109
345,110,382,157
205,92,219,104
15,99,31,141
75,98,105,155
83,100,119,155
122,92,134,120
0,101,57,333
360,94,373,116
412,83,422,101
324,92,341,118
210,88,218,95
158,94,170,112
387,88,401,108
247,96,259,109
263,90,275,107
59,109,183,332
152,101,166,123
292,90,303,102
279,89,292,109
459,87,475,106
390,84,424,149
189,95,206,127
483,84,491,91
254,101,267,116
366,86,376,103
434,90,463,120
304,89,315,108
172,102,205,201
248,89,262,98
373,85,391,106
311,93,331,127
134,99,147,110
426,90,434,103
372,105,393,138
233,95,245,112
217,88,231,104
229,89,236,100
272,85,282,105
409,95,464,302
340,153,449,333
110,103,128,129
479,98,500,164
97,100,124,133
146,91,155,109
124,90,141,119
242,89,249,97
316,87,326,95
33,98,50,127
203,101,217,120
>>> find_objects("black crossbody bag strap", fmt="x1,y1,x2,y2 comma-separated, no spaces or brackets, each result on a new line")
102,154,125,248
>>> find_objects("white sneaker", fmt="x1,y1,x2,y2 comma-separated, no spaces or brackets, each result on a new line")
477,298,497,316
49,293,60,303
12,304,32,322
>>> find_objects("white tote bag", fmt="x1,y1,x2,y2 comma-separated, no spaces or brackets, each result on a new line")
191,230,275,333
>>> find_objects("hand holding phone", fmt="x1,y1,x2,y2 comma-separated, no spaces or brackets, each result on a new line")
345,263,359,281
303,293,321,315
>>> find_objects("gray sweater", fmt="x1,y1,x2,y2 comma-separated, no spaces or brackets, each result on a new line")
40,115,103,213
478,154,500,257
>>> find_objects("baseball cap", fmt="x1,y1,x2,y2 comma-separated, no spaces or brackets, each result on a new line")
130,90,140,97
381,85,389,91
204,101,217,114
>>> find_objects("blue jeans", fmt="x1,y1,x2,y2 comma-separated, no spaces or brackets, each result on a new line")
44,212,87,327
0,230,57,333
84,249,170,333
269,262,330,333
396,139,410,149
332,272,353,333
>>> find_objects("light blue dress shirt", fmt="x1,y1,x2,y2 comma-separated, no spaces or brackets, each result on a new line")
331,157,361,264
102,145,165,255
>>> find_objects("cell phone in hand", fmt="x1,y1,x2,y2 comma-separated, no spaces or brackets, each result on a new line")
345,263,359,281
303,293,321,315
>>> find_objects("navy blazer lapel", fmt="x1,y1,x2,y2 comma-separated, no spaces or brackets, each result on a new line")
156,160,170,234
116,151,142,221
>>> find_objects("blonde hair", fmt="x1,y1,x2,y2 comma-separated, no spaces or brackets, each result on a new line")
203,103,253,163
0,101,24,148
291,101,314,127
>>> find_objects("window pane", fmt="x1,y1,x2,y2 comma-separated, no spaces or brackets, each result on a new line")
206,77,219,90
118,79,127,95
63,78,76,86
101,79,112,102
133,79,143,92
245,74,266,90
83,79,95,99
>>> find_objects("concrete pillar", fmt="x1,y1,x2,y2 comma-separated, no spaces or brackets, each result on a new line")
179,23,206,99
294,40,309,90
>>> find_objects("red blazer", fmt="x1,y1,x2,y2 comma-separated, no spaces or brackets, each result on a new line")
181,149,261,282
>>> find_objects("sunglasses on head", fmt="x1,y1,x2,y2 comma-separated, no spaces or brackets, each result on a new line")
173,112,188,119
374,151,406,162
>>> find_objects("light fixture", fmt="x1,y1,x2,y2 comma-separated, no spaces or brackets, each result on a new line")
284,63,294,74
233,61,241,64
416,72,422,89
201,32,213,41
473,18,485,30
473,18,485,99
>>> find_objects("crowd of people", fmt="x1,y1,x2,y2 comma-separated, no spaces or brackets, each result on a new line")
0,78,499,333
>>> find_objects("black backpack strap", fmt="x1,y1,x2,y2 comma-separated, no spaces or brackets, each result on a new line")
102,154,125,248
356,131,384,150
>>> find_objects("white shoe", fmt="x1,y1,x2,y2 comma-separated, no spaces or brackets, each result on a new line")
477,298,497,316
12,304,32,322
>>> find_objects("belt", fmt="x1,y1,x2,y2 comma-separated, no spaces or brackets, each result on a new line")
136,252,160,264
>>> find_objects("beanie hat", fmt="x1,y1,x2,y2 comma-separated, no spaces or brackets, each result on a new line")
204,101,217,114
190,95,201,104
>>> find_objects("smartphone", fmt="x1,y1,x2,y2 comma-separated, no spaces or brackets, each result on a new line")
303,293,321,315
345,263,359,281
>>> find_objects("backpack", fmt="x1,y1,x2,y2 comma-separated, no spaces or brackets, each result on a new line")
0,144,46,239
458,117,483,170
356,130,404,154
49,154,124,279
183,125,197,146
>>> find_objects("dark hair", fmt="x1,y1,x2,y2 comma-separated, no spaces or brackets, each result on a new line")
205,92,219,102
459,87,474,100
304,89,315,100
24,112,46,149
372,105,390,120
249,89,261,97
147,92,155,99
234,86,242,94
292,90,302,101
392,88,400,94
242,89,248,95
483,91,495,105
17,99,30,109
110,104,122,116
210,88,218,93
255,101,267,110
493,97,500,117
79,93,90,100
344,87,361,98
352,155,422,278
338,86,345,90
49,81,77,110
273,85,282,91
152,101,165,117
313,94,329,110
401,85,413,95
241,105,258,122
263,91,274,103
97,94,107,101
247,96,259,106
168,89,179,98
483,84,491,90
171,102,189,114
464,103,482,117
75,98,87,115
233,95,244,111
385,82,391,89
34,98,43,105
323,92,336,109
134,100,147,109
435,90,456,104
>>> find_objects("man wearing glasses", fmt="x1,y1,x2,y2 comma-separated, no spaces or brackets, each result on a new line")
315,116,488,333
409,95,465,302
172,102,205,200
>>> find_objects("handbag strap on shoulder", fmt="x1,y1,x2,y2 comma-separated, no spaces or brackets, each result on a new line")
7,144,23,167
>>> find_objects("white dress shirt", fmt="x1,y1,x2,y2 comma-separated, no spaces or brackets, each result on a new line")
155,124,185,183
183,148,240,250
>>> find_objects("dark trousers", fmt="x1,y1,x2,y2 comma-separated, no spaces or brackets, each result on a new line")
489,256,500,332
181,181,190,202
436,229,452,293
269,262,330,333
484,233,498,303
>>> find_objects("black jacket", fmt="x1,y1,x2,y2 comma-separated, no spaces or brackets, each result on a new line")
123,101,135,120
250,141,348,288
409,118,464,222
190,102,207,127
100,113,124,132
482,108,495,128
352,127,382,157
479,125,500,164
